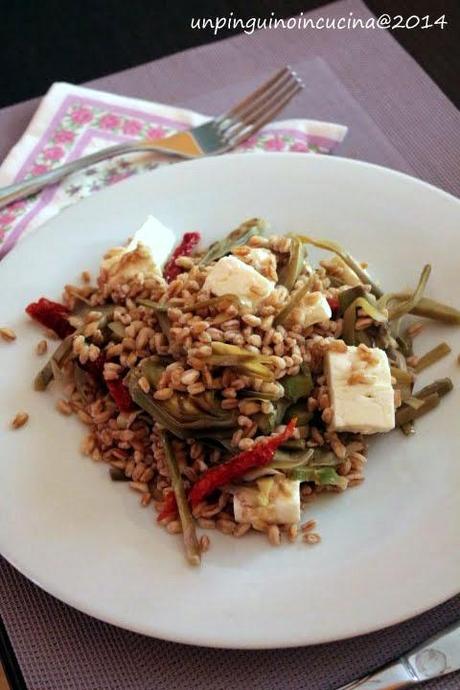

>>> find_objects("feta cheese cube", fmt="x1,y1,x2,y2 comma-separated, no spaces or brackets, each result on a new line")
204,255,275,305
233,477,301,526
101,215,176,286
325,345,395,434
285,291,332,328
236,247,278,280
126,215,176,268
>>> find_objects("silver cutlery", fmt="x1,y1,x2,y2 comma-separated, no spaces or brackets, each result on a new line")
0,66,303,210
336,619,460,689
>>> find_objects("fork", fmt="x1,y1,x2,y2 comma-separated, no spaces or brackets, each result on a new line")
0,66,303,210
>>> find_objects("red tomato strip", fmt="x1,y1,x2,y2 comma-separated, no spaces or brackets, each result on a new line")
188,418,297,508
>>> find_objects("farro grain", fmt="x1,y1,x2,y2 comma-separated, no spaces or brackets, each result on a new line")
407,322,425,337
216,519,236,535
242,314,262,327
303,532,321,544
197,518,216,530
166,520,182,534
261,401,274,415
267,524,281,546
56,399,73,416
11,412,29,429
220,398,238,410
35,339,48,355
233,523,251,538
0,327,16,342
154,387,173,401
338,459,352,476
138,376,150,394
288,524,298,542
321,407,333,425
180,369,200,386
88,344,101,362
200,535,211,552
237,415,252,428
330,437,347,460
187,382,206,396
231,429,244,447
129,481,150,493
77,410,93,425
238,437,255,451
239,400,260,416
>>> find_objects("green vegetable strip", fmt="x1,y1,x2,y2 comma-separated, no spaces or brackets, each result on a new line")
108,321,126,339
139,358,165,388
283,401,313,426
414,342,451,373
288,466,348,490
278,236,304,290
274,281,311,326
338,285,368,314
211,342,272,362
34,333,75,391
395,393,440,426
342,297,387,346
413,377,453,400
187,294,244,312
199,218,266,266
208,342,275,381
383,265,431,321
273,448,341,470
404,397,425,410
137,298,168,311
155,311,171,340
239,390,281,401
35,305,115,391
390,295,460,325
129,373,236,438
160,431,201,567
270,449,314,470
281,371,313,403
390,366,414,384
296,234,383,297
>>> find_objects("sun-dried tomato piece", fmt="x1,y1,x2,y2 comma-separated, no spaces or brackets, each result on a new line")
25,297,74,339
164,232,201,282
157,491,178,522
327,296,341,318
188,419,297,508
106,379,135,413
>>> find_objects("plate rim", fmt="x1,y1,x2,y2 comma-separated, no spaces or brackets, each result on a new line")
1,151,459,649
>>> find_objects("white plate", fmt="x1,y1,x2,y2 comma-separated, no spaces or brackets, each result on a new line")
1,153,459,649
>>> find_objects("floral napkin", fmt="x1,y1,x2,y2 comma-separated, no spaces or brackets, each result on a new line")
0,82,347,259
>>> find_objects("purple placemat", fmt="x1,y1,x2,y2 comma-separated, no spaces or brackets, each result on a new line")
1,1,459,688
1,0,459,194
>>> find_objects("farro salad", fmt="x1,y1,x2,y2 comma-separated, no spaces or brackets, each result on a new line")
26,216,460,565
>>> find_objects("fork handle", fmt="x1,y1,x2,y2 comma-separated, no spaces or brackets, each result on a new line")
0,141,173,210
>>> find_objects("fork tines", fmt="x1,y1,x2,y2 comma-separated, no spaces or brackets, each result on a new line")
217,66,304,146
